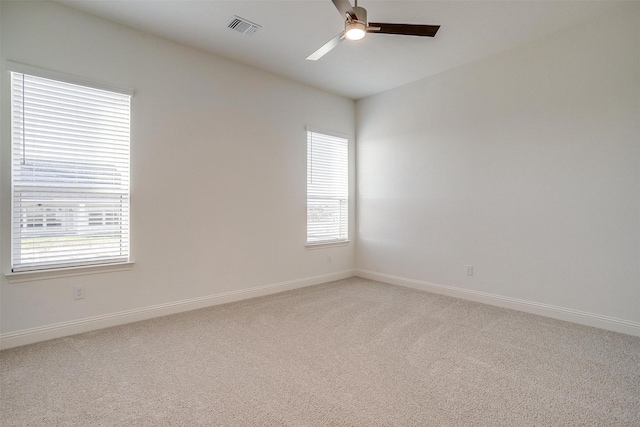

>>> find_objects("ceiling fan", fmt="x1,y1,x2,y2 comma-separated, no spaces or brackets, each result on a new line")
306,0,440,61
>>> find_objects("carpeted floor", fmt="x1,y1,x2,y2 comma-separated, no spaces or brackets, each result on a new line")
1,277,639,426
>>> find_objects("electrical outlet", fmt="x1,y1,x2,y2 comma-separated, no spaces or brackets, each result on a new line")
73,285,85,300
327,254,332,263
465,265,473,276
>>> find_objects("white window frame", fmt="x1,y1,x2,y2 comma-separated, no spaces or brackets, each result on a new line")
6,62,134,279
306,127,349,246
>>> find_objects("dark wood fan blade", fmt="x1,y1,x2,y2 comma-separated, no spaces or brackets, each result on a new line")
367,22,440,37
331,0,358,20
306,32,346,61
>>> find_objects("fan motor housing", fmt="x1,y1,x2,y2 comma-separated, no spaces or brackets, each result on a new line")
352,6,367,26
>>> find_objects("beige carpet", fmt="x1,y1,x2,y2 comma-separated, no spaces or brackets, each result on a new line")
1,277,639,426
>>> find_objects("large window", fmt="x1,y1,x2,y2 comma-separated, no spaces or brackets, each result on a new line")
306,130,348,244
10,70,131,272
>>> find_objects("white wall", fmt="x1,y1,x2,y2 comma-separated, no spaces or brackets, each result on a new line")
0,1,355,344
356,5,640,325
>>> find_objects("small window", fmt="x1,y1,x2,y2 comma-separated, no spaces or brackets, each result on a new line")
10,71,131,272
306,130,349,244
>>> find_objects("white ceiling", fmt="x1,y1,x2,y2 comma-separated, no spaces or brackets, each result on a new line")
56,0,621,100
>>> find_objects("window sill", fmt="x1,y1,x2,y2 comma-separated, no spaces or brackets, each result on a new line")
306,240,351,249
4,262,134,284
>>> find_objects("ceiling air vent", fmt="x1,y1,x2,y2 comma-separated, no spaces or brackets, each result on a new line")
227,16,261,36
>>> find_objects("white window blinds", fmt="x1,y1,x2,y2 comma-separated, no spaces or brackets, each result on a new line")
11,71,131,272
306,130,348,244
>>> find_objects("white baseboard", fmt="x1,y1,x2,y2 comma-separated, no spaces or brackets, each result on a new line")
0,270,354,350
355,269,640,337
4,268,637,350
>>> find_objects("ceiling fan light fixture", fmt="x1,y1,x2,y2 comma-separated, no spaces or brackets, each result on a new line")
306,0,439,61
345,21,366,40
